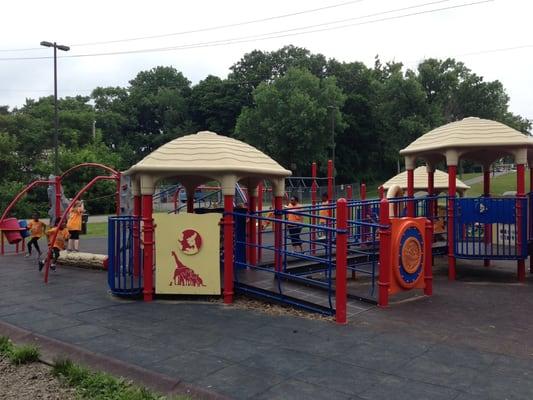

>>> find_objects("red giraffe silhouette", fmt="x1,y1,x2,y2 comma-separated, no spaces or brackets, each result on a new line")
170,251,206,287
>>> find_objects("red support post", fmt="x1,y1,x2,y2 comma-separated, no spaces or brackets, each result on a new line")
378,186,384,200
447,165,457,280
335,198,348,324
133,195,141,277
311,162,317,255
55,176,62,223
327,160,333,203
172,187,181,214
407,168,415,217
142,194,154,301
517,163,526,282
223,194,235,303
1,232,4,256
274,196,283,272
115,172,121,216
483,168,491,267
378,198,391,307
346,184,353,264
257,182,263,262
428,169,435,218
428,168,435,267
424,218,433,295
248,192,257,266
361,183,368,244
187,193,194,214
428,170,434,197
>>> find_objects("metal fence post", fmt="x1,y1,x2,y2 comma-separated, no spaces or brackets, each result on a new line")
424,218,433,295
336,198,347,324
378,198,391,307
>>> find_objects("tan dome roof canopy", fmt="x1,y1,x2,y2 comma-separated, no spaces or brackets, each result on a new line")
382,167,470,194
400,117,531,168
124,131,291,196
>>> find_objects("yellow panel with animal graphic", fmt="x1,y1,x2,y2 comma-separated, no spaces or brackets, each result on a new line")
154,213,221,295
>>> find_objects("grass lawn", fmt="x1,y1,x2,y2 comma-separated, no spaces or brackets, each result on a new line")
467,170,530,196
458,172,482,182
85,222,107,237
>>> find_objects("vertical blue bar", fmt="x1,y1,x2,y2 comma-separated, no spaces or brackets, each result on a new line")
129,218,134,290
115,216,120,289
107,218,115,291
121,217,127,290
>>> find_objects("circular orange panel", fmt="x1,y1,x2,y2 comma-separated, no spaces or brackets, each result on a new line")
401,237,422,274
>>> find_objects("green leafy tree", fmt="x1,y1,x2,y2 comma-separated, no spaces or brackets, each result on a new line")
128,66,194,152
189,75,246,135
230,46,328,102
235,68,345,175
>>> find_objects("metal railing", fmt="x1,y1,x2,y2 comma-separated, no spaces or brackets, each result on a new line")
108,216,143,296
454,196,528,259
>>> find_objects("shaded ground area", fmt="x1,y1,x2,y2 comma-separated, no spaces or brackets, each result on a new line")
1,242,533,399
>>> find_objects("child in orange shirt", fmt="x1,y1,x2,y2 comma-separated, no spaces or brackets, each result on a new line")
67,201,84,252
26,212,46,257
45,219,70,271
286,196,304,253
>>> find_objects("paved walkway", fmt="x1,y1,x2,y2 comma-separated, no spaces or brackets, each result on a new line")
1,248,533,399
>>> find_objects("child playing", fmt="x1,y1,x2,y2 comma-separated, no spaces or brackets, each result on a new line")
44,219,70,271
67,200,84,252
26,212,46,257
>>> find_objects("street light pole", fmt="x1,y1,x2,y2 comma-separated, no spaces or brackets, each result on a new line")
40,41,70,175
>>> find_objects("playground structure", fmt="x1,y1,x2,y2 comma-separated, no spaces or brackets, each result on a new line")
4,118,533,325
106,130,432,324
106,120,533,323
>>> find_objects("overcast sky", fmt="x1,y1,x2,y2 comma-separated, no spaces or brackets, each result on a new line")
1,0,531,120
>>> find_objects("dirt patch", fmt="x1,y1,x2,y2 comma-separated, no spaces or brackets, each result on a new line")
0,356,76,400
225,296,334,322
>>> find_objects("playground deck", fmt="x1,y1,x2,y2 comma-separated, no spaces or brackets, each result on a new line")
236,268,373,317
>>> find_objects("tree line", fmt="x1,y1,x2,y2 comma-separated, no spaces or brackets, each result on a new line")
0,45,530,215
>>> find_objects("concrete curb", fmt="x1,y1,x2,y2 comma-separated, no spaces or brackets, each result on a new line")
0,320,230,400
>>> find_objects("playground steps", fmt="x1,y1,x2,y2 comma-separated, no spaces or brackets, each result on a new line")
235,268,373,317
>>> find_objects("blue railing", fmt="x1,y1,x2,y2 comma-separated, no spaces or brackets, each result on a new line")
108,216,143,296
454,196,528,259
231,200,384,313
232,208,341,315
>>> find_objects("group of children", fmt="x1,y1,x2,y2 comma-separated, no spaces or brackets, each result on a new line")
24,201,85,271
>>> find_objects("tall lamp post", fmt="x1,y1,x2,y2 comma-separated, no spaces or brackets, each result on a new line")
40,41,70,175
